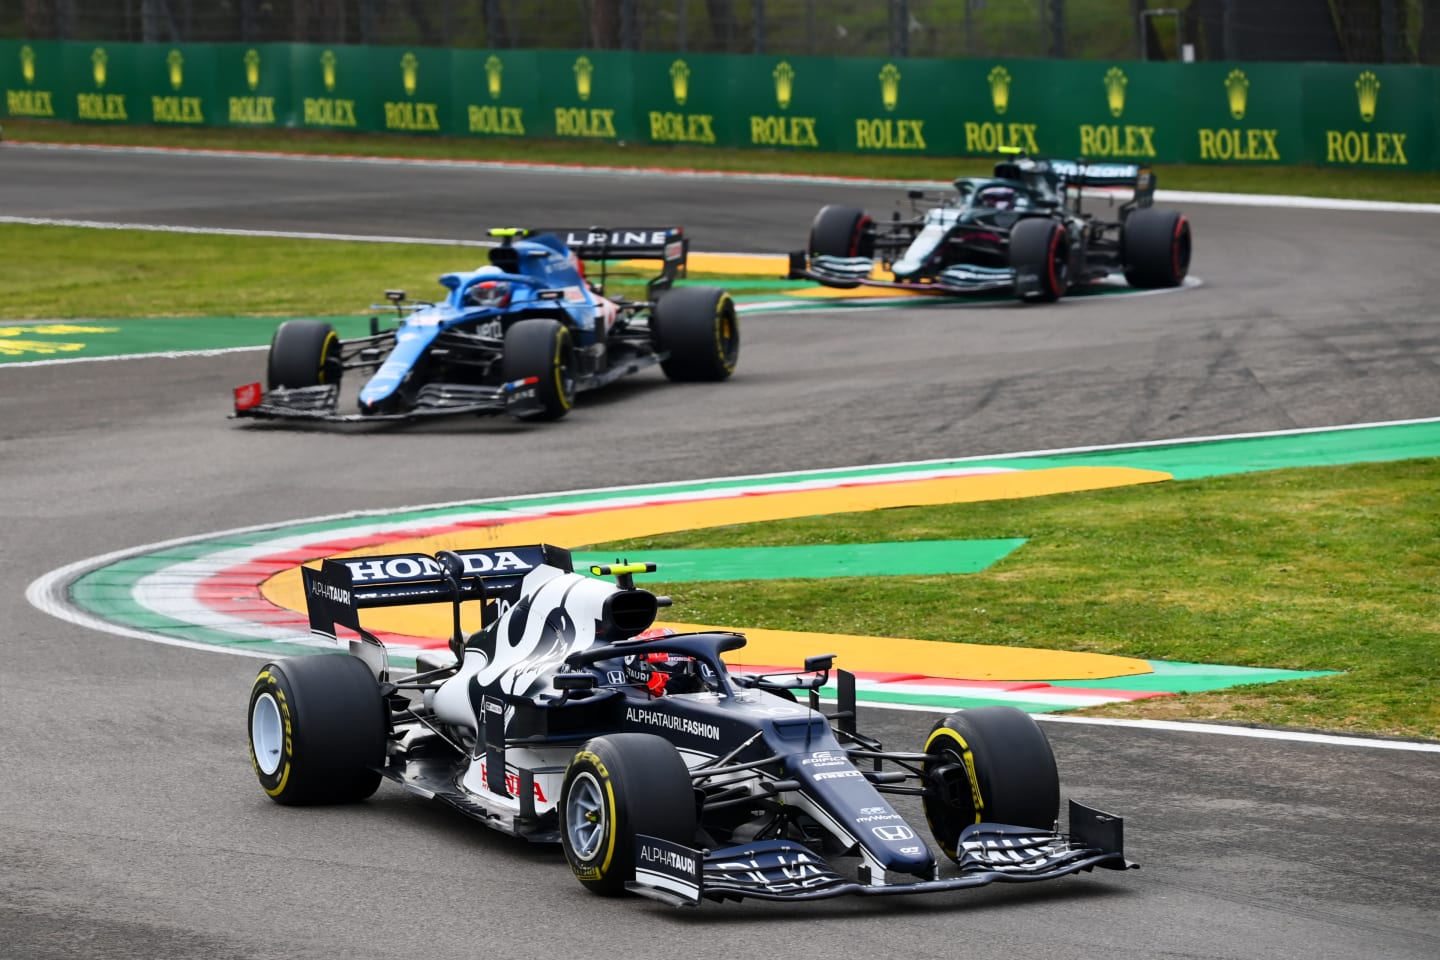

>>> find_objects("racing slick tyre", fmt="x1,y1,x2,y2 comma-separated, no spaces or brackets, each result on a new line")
1122,207,1192,288
247,655,387,806
502,317,576,421
808,204,874,258
267,319,342,390
652,286,739,383
921,706,1060,862
1008,217,1070,302
560,733,697,897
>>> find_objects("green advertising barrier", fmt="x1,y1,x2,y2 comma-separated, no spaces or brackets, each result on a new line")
369,45,451,136
4,39,1440,171
532,49,640,142
134,44,217,127
1302,63,1435,170
1175,62,1302,165
62,41,140,124
289,43,378,132
216,44,293,128
451,49,539,139
2,39,63,121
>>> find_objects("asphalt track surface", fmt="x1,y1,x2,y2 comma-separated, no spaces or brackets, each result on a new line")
3,144,1439,960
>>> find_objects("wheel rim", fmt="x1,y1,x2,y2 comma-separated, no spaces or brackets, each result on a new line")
566,771,608,860
251,692,284,776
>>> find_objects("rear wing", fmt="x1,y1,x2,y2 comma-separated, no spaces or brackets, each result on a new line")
546,227,689,292
1048,160,1156,206
300,544,573,671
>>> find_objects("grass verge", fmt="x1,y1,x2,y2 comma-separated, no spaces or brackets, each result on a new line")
590,459,1440,741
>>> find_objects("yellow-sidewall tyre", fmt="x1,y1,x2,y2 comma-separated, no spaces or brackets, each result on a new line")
247,655,386,806
559,733,696,897
267,319,340,390
921,706,1059,862
503,317,576,420
652,286,738,383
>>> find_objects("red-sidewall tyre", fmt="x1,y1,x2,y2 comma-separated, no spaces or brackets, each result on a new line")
1008,217,1070,302
1123,207,1192,288
809,204,874,258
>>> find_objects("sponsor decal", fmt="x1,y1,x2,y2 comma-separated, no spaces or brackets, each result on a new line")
307,580,351,606
152,96,204,124
305,50,355,128
871,824,916,842
485,55,503,99
234,383,263,411
563,229,671,249
573,56,593,100
638,842,695,874
988,65,1011,114
965,121,1038,154
342,550,534,582
1078,67,1155,159
855,63,925,151
385,52,440,132
1197,70,1280,161
468,104,525,135
230,96,276,124
477,759,548,803
1324,70,1407,166
8,45,55,117
855,813,902,823
812,770,863,781
800,750,847,768
625,707,721,740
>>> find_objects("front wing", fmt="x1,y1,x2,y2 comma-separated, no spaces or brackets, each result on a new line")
629,800,1136,906
232,379,543,422
788,251,1017,297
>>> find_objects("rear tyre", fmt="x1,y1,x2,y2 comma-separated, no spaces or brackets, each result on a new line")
247,655,387,806
267,320,341,389
1008,217,1070,302
921,706,1060,862
652,286,738,382
560,733,697,897
809,204,874,258
1123,207,1192,288
503,317,576,421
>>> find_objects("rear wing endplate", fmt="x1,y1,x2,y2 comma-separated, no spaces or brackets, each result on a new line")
1049,160,1156,206
548,227,688,291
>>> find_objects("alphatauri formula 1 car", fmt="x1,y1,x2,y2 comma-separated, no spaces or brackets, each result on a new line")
246,543,1135,906
232,227,738,424
788,153,1191,302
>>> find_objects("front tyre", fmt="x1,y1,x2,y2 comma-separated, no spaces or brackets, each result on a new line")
652,286,738,383
809,204,874,258
921,706,1060,862
1123,207,1192,288
267,320,341,389
1008,217,1070,302
560,734,697,897
503,317,576,421
247,655,387,805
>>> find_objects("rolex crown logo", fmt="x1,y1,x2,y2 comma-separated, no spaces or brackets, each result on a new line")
1225,68,1249,120
574,56,594,101
485,55,503,100
1355,70,1380,122
988,65,1011,115
91,47,108,89
401,52,418,96
1104,66,1127,118
670,59,690,107
321,50,337,92
879,63,901,112
244,48,261,91
20,45,35,85
773,61,794,109
167,49,184,91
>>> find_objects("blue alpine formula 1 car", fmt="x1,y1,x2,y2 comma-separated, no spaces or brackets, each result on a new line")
245,543,1135,907
788,153,1191,303
233,227,738,423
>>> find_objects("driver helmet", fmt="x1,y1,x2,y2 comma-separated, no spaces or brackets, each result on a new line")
622,627,704,696
976,186,1019,210
466,279,511,308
